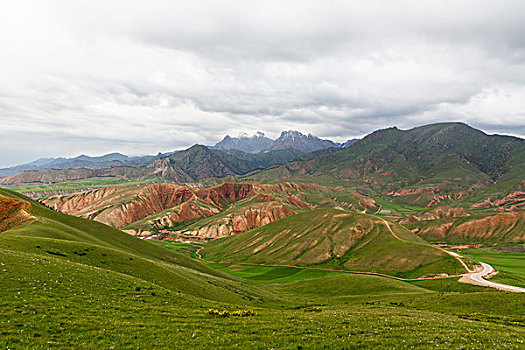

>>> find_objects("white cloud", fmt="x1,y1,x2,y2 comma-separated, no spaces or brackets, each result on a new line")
0,0,524,166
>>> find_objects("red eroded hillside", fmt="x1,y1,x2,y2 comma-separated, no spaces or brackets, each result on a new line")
41,181,380,238
42,183,257,228
412,211,525,244
401,206,471,224
0,197,35,232
195,183,255,206
179,204,296,238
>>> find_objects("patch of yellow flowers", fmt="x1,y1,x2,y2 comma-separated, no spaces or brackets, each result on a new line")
207,308,258,317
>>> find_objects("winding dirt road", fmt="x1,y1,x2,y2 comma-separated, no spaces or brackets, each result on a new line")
379,218,472,272
460,262,525,293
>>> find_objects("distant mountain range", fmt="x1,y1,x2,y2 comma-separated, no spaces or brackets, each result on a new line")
0,145,311,186
0,130,356,177
213,130,358,154
0,152,169,177
3,123,524,214
246,122,525,206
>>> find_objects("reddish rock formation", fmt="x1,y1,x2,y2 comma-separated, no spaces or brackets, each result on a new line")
39,181,381,239
471,198,494,209
0,197,35,232
282,195,314,210
452,212,524,242
45,187,120,215
254,194,278,202
180,204,296,238
42,182,258,228
195,183,254,206
235,205,296,233
416,211,525,244
471,191,525,211
257,182,322,196
387,187,442,197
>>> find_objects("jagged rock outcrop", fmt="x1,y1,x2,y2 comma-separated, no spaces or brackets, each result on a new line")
213,130,340,154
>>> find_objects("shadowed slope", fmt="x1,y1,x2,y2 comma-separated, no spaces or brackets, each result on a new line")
245,123,524,206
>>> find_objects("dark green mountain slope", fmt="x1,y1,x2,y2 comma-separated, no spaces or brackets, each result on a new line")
245,123,523,204
1,145,304,187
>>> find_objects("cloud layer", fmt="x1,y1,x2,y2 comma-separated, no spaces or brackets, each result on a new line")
1,0,524,166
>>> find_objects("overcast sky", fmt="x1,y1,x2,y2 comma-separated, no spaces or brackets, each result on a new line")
1,0,525,167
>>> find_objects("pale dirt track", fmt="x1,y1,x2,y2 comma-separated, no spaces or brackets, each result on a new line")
379,218,472,272
460,262,525,293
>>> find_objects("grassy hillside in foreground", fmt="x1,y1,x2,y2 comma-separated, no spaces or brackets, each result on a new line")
202,208,466,278
1,188,525,348
0,188,275,305
3,248,524,349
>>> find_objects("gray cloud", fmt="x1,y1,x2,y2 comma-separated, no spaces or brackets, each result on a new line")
0,0,524,167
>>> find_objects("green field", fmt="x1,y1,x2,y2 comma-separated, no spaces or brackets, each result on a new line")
374,197,427,221
1,188,524,348
2,177,162,195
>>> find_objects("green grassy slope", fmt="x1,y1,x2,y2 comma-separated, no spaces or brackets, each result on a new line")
1,188,524,348
461,246,525,288
202,208,464,278
0,188,273,305
244,123,524,204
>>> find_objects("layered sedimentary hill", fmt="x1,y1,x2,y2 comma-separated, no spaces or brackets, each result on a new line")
400,206,471,224
401,205,525,244
41,182,380,238
201,208,464,278
0,195,35,232
408,211,525,245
